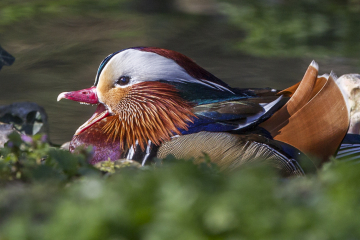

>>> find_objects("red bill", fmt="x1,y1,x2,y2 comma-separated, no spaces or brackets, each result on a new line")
57,86,110,135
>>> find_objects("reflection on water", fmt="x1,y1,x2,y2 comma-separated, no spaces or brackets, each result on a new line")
0,0,360,144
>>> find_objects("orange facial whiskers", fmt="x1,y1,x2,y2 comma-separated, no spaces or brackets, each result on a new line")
101,82,196,150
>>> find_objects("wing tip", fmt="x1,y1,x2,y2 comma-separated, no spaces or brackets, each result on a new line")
310,60,319,71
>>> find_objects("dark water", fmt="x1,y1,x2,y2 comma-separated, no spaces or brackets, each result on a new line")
1,8,360,144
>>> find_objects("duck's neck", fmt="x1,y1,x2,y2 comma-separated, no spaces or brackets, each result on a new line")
102,82,196,150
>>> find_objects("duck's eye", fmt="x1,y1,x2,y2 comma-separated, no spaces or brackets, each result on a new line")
116,76,130,86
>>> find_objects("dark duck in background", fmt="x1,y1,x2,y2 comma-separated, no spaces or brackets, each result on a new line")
57,47,350,176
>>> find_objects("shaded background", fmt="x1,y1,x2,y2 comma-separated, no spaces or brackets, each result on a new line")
1,0,360,144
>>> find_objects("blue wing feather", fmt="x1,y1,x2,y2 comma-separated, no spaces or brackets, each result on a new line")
159,80,254,105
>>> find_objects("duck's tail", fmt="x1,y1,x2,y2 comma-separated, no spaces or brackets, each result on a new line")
260,61,350,163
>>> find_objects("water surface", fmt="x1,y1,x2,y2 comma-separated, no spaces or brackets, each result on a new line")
1,6,359,144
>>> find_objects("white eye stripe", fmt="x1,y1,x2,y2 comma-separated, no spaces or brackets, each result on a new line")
98,49,198,85
97,48,234,93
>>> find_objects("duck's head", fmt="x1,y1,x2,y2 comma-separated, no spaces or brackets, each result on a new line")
57,47,236,150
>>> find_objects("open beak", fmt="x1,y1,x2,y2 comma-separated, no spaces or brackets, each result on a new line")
57,86,110,135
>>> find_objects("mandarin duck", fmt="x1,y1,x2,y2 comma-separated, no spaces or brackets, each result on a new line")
57,47,350,176
0,102,49,147
332,74,360,161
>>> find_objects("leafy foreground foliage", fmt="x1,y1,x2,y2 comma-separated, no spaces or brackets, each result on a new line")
1,134,360,239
